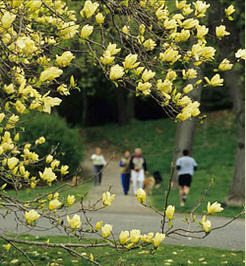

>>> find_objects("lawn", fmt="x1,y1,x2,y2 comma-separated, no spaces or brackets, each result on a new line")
85,110,243,217
0,235,244,265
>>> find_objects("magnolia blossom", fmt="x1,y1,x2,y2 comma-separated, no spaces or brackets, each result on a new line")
39,167,57,183
35,136,45,145
152,233,166,247
235,49,246,60
7,157,19,170
201,215,211,233
218,59,233,71
48,199,62,210
56,51,75,67
80,0,99,18
216,25,230,39
204,74,224,87
67,195,75,206
119,231,129,244
123,54,140,69
141,69,156,82
165,205,175,220
80,24,94,39
95,220,103,231
136,188,146,204
101,224,112,238
130,229,141,243
95,13,105,24
102,191,115,206
67,214,81,229
25,209,40,224
40,67,63,82
207,201,224,214
109,65,124,80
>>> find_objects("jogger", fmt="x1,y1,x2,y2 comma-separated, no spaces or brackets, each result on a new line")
91,147,106,185
119,150,131,195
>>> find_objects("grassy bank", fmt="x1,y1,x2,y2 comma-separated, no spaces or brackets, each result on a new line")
0,235,244,265
85,111,243,217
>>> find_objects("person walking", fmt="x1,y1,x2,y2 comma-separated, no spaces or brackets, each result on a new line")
119,150,131,195
130,148,147,195
176,149,197,206
91,147,106,186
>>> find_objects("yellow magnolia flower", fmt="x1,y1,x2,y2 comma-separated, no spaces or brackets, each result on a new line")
134,67,144,75
70,75,75,87
136,188,146,204
235,49,246,60
15,100,26,114
46,154,53,163
204,74,223,87
130,229,141,244
164,19,177,30
7,157,19,170
183,84,193,94
27,0,42,11
122,25,129,35
119,231,129,244
35,137,45,145
159,48,181,64
56,51,75,67
175,29,190,42
109,64,124,80
176,0,187,10
101,224,112,238
95,220,103,231
100,51,115,65
123,54,140,69
1,11,16,28
201,215,211,233
54,192,59,199
142,232,154,243
67,214,81,229
57,84,70,96
137,82,152,95
225,5,235,20
67,195,75,206
42,96,62,114
156,6,169,20
218,59,233,71
39,167,57,183
207,201,224,214
51,159,60,169
95,13,105,24
80,0,99,18
61,165,69,175
102,191,115,206
49,199,62,210
193,1,210,18
143,39,156,51
4,83,15,94
165,205,175,220
196,25,209,39
182,18,199,29
142,69,155,82
106,43,121,55
25,209,40,224
40,67,63,82
216,25,230,39
182,6,193,16
182,69,197,79
80,24,94,39
3,243,11,252
152,232,165,247
156,79,172,93
166,70,177,80
0,113,5,123
16,36,37,55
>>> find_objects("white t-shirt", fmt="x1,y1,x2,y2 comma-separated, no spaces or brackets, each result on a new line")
176,156,197,176
91,154,106,166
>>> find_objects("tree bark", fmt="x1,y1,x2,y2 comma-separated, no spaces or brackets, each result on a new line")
224,70,245,206
172,75,202,187
117,86,128,126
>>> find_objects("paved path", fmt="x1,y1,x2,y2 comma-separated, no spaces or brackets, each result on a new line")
1,156,244,251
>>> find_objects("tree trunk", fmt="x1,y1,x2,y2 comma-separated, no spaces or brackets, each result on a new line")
81,89,87,126
117,86,128,126
172,74,202,187
224,70,245,206
127,92,135,121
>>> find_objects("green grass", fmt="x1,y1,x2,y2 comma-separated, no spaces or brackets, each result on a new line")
7,180,92,203
85,110,243,217
0,235,244,265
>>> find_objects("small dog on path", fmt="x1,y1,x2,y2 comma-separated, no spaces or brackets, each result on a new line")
143,176,155,195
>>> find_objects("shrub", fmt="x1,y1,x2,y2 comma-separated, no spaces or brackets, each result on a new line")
19,111,83,179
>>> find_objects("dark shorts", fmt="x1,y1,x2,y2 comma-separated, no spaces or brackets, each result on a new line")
178,174,192,187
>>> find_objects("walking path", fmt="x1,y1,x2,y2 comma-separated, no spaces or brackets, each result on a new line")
1,155,244,251
82,157,245,251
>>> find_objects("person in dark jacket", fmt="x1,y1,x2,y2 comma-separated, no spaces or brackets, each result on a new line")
119,150,131,195
130,148,147,195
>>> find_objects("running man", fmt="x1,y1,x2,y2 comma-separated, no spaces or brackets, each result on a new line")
176,149,197,206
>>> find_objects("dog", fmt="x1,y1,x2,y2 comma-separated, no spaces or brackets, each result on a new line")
143,176,155,195
71,176,80,186
153,171,163,189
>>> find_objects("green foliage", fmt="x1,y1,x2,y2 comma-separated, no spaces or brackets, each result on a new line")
0,235,244,265
20,111,84,177
85,111,242,217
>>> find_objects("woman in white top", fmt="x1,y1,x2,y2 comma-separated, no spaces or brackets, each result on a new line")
91,147,106,185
